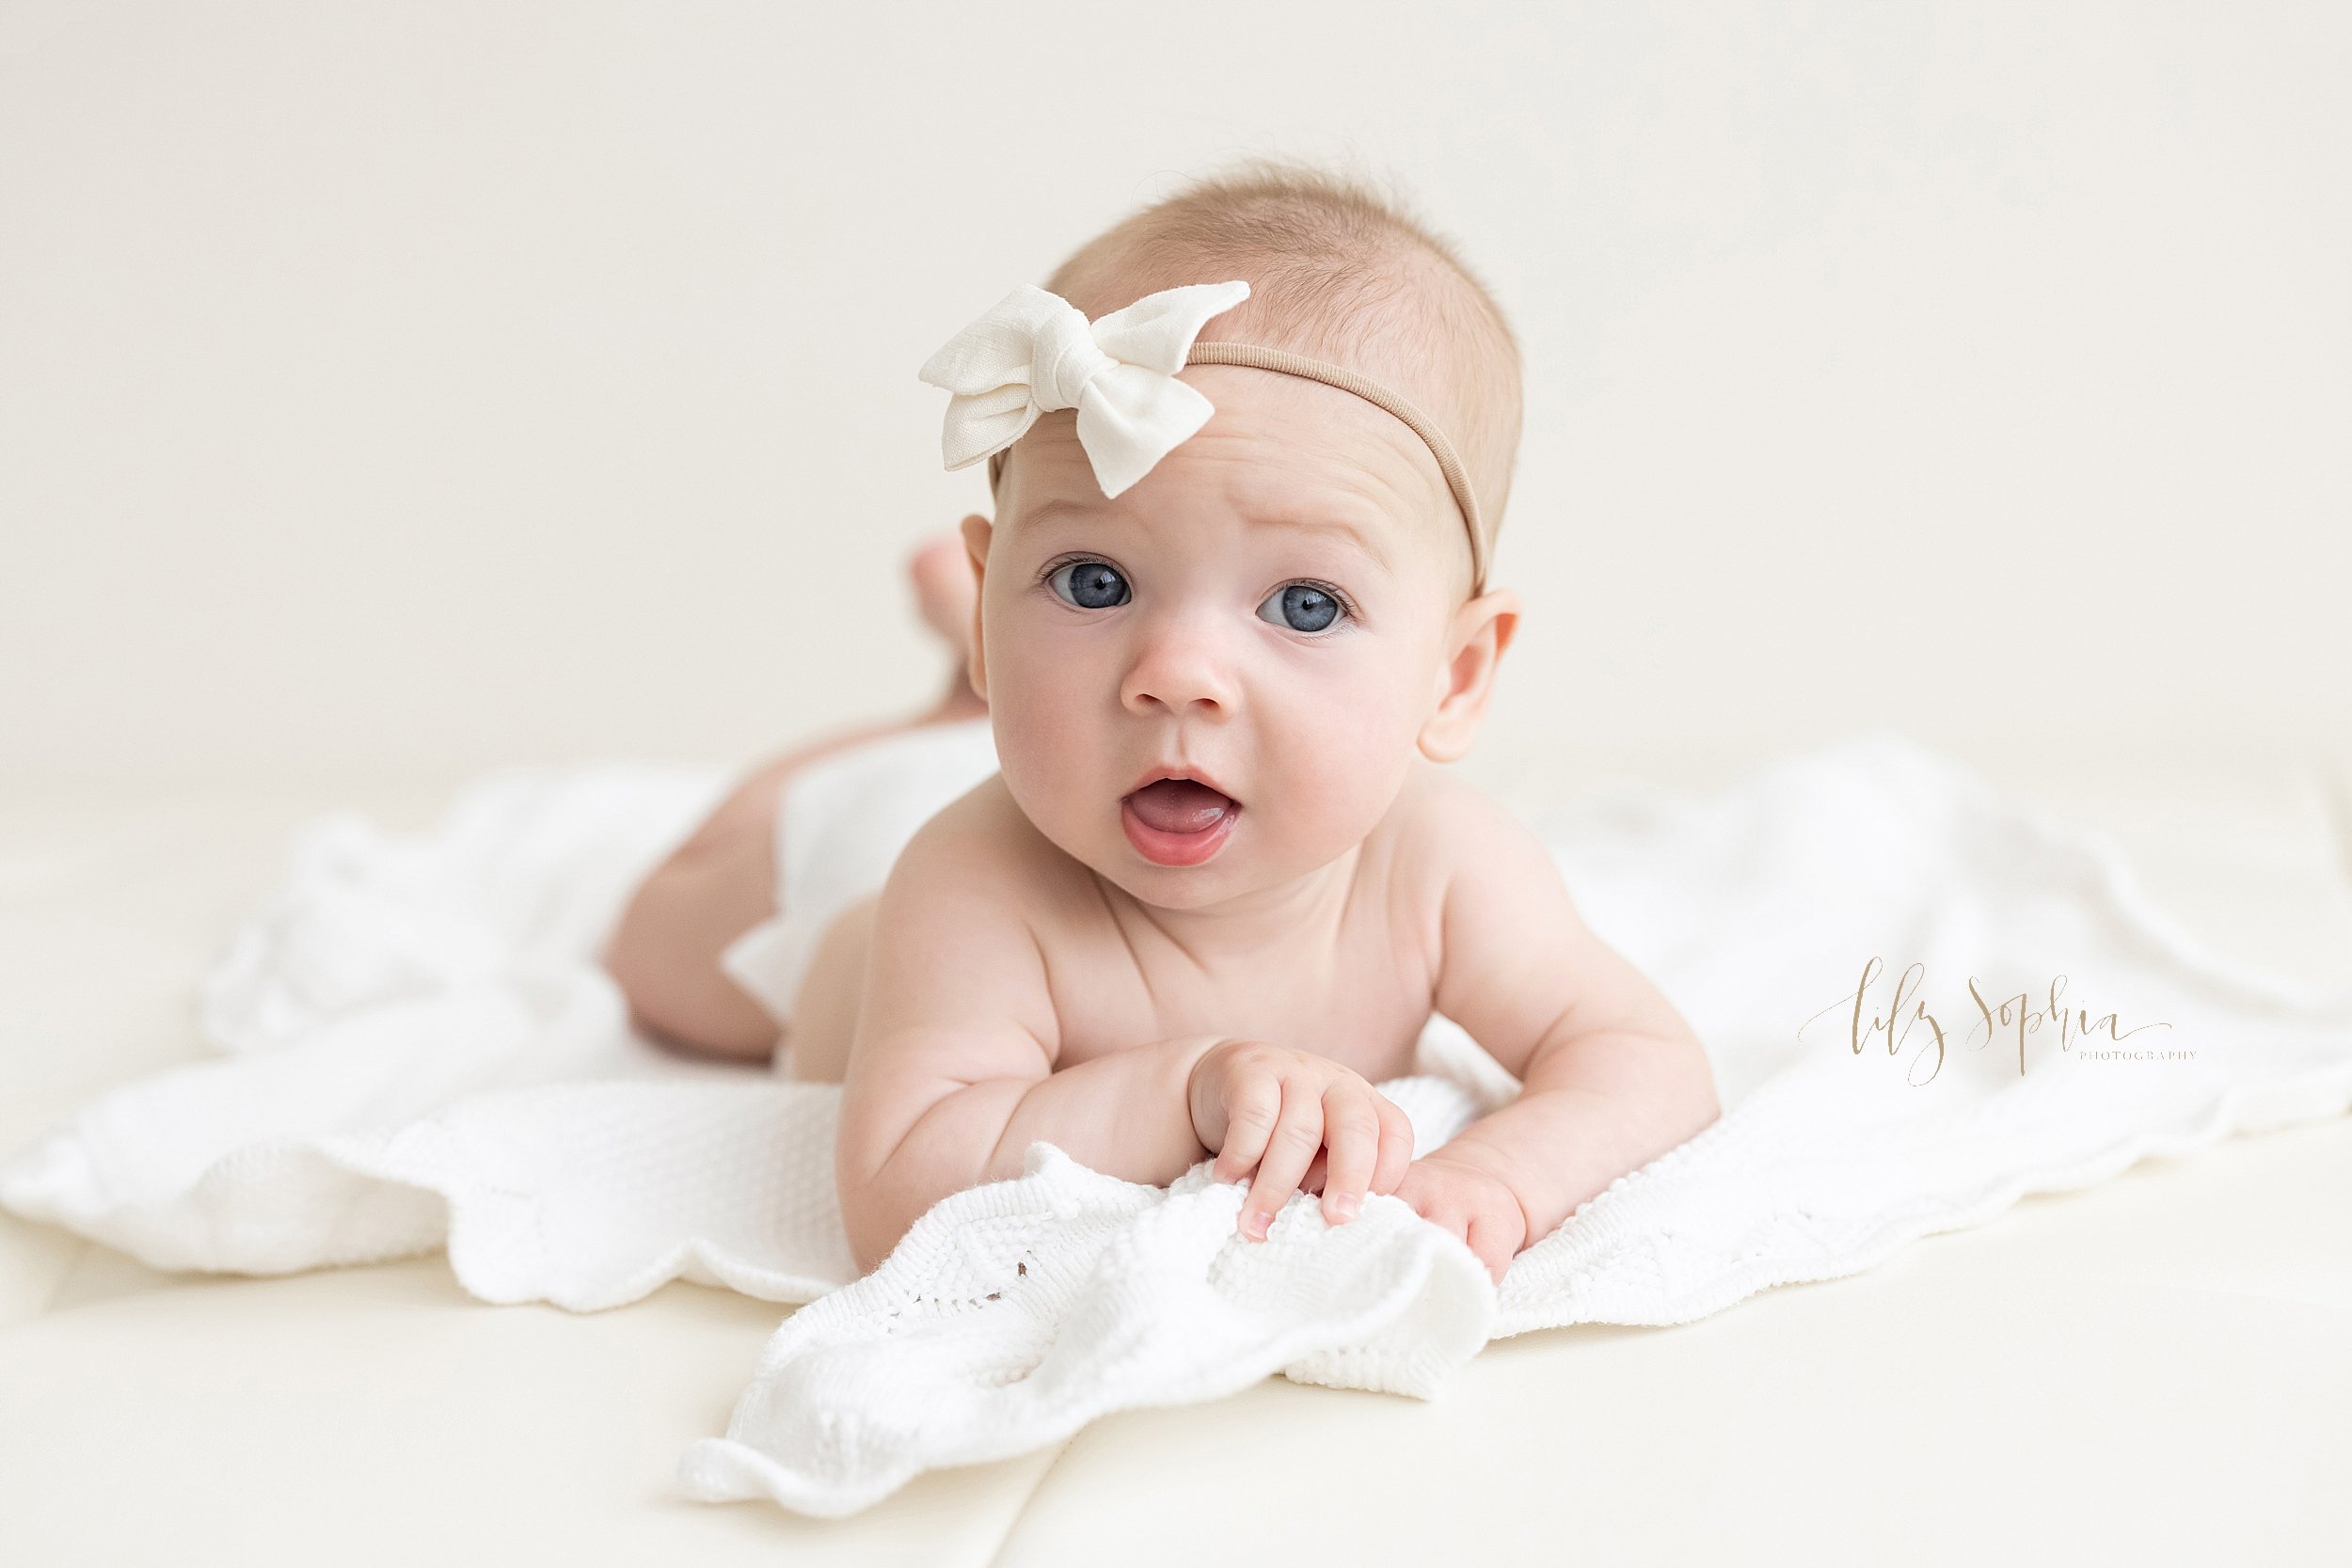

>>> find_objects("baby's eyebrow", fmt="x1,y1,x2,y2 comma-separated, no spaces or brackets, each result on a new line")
1247,508,1393,572
1022,495,1394,573
1022,499,1103,532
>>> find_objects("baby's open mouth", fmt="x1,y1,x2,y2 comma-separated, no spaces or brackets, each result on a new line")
1120,777,1241,867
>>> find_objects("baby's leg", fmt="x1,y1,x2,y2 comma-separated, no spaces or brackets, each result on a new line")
603,531,983,1061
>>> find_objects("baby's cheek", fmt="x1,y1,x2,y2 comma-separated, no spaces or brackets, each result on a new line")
984,637,1111,828
1260,676,1421,849
1001,705,1118,849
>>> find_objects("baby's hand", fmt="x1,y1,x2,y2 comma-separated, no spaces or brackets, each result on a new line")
1392,1151,1529,1286
1186,1040,1415,1241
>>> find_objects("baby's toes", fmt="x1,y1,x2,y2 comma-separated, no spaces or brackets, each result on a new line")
906,532,978,646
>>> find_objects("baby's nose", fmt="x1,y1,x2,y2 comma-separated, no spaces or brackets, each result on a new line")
1119,607,1240,717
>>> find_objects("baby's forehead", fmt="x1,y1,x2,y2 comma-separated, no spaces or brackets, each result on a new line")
1215,378,1453,527
1068,260,1480,438
1008,394,1455,580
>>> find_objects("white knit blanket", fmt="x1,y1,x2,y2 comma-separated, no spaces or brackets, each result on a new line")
6,732,2348,1518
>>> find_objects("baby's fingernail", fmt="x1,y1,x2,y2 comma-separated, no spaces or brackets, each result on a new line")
1241,1210,1269,1240
1328,1193,1359,1222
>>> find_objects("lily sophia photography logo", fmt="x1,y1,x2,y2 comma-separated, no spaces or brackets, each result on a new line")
1800,957,2183,1087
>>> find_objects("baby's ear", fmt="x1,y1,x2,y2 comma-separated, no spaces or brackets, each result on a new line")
1417,586,1521,764
960,513,993,701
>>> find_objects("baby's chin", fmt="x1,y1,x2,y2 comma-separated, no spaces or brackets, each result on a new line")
1092,853,1260,911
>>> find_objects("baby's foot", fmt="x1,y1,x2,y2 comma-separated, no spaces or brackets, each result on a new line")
909,531,978,649
908,528,986,719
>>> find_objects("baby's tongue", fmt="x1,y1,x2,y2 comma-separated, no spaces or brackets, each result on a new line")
1125,778,1235,834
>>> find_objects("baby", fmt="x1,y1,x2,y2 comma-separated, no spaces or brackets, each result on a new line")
605,163,1720,1284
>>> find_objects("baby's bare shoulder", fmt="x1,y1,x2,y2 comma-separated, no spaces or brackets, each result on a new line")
858,774,1076,1063
880,773,1086,921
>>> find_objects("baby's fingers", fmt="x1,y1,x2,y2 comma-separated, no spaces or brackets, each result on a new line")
1212,1069,1281,1184
1465,1212,1515,1287
1316,1082,1382,1226
1370,1093,1415,1196
1239,1083,1323,1241
1407,1196,1476,1266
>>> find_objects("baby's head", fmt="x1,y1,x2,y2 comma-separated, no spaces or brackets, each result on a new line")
944,160,1525,910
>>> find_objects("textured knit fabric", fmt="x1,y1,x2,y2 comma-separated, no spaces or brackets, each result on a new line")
4,732,2348,1517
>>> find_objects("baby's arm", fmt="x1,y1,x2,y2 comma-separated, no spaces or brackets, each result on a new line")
1416,785,1722,1275
833,800,1219,1274
834,793,1414,1271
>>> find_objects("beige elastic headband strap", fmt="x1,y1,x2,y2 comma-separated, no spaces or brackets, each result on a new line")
983,341,1489,591
1185,341,1486,590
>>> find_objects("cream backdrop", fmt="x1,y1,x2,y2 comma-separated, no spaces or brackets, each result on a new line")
2,1,2346,801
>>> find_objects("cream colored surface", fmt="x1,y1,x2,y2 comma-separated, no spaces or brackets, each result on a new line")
3,760,2348,1562
4,2,2350,1562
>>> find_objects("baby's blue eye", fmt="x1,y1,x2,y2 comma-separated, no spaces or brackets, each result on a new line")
1258,582,1344,634
1049,559,1130,610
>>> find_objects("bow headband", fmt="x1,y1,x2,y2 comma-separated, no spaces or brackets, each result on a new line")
917,279,1488,589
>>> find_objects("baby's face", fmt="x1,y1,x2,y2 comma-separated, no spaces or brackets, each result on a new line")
972,366,1472,911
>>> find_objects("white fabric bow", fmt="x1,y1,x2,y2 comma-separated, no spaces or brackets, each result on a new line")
918,279,1252,498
